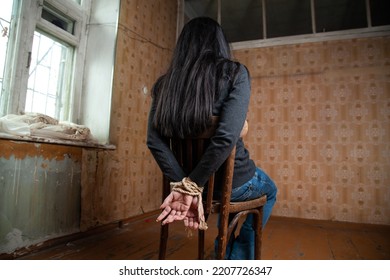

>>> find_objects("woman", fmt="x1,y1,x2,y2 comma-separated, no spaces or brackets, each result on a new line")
147,17,277,259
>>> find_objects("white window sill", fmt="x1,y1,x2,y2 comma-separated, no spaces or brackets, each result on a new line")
0,113,116,150
0,133,116,150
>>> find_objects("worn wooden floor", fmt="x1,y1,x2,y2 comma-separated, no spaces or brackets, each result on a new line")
16,214,390,260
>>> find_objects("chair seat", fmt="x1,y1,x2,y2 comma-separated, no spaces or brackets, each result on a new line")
209,195,267,214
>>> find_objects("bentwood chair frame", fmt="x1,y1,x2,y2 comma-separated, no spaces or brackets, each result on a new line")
158,119,267,260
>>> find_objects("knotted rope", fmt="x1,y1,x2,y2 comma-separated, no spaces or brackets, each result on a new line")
170,177,208,231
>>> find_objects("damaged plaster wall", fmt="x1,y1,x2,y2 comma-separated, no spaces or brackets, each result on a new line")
0,140,81,254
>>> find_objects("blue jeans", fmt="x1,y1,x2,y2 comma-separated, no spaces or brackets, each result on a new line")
215,167,277,260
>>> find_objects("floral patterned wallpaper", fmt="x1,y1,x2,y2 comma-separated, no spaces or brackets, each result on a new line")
233,36,390,225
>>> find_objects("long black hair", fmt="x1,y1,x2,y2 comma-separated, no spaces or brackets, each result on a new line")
152,17,240,138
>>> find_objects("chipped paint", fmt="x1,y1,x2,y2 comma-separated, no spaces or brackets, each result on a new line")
0,140,82,254
0,139,81,161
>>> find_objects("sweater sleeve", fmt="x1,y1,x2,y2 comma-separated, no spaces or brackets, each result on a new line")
188,64,251,186
146,98,186,182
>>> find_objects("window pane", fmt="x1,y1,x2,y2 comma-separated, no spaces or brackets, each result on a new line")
370,0,390,26
221,0,263,42
315,0,367,32
0,0,14,97
42,2,76,35
26,31,74,120
266,0,312,38
184,0,218,23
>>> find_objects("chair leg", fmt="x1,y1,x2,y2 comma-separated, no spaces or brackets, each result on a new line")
198,230,205,259
254,208,263,260
159,224,169,260
215,212,230,260
159,176,171,260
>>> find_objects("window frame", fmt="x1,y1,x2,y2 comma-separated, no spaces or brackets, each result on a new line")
0,0,90,123
180,0,390,50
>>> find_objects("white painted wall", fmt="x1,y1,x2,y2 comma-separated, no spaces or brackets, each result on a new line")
81,0,120,144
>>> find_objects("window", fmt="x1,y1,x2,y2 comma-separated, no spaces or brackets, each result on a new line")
0,1,13,108
27,32,74,120
0,0,120,145
183,0,390,43
370,0,390,27
221,0,263,42
266,0,312,38
315,0,367,32
184,0,218,22
0,0,90,122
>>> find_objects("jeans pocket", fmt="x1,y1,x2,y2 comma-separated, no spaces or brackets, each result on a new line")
231,180,254,202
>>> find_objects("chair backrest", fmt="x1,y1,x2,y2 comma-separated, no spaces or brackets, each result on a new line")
162,118,248,218
159,118,261,260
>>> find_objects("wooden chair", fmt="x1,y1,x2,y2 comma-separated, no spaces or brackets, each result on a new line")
158,119,267,260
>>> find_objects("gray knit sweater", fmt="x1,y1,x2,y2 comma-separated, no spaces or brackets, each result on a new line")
146,64,256,189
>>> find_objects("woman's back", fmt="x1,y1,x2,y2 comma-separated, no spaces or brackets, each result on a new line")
148,17,277,259
151,17,241,139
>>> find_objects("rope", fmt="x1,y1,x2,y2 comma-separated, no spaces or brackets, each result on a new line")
170,177,208,231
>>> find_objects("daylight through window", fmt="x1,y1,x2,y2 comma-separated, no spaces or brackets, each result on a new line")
0,0,89,123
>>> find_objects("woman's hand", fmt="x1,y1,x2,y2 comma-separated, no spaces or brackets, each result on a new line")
183,196,200,230
156,191,193,225
156,191,201,230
